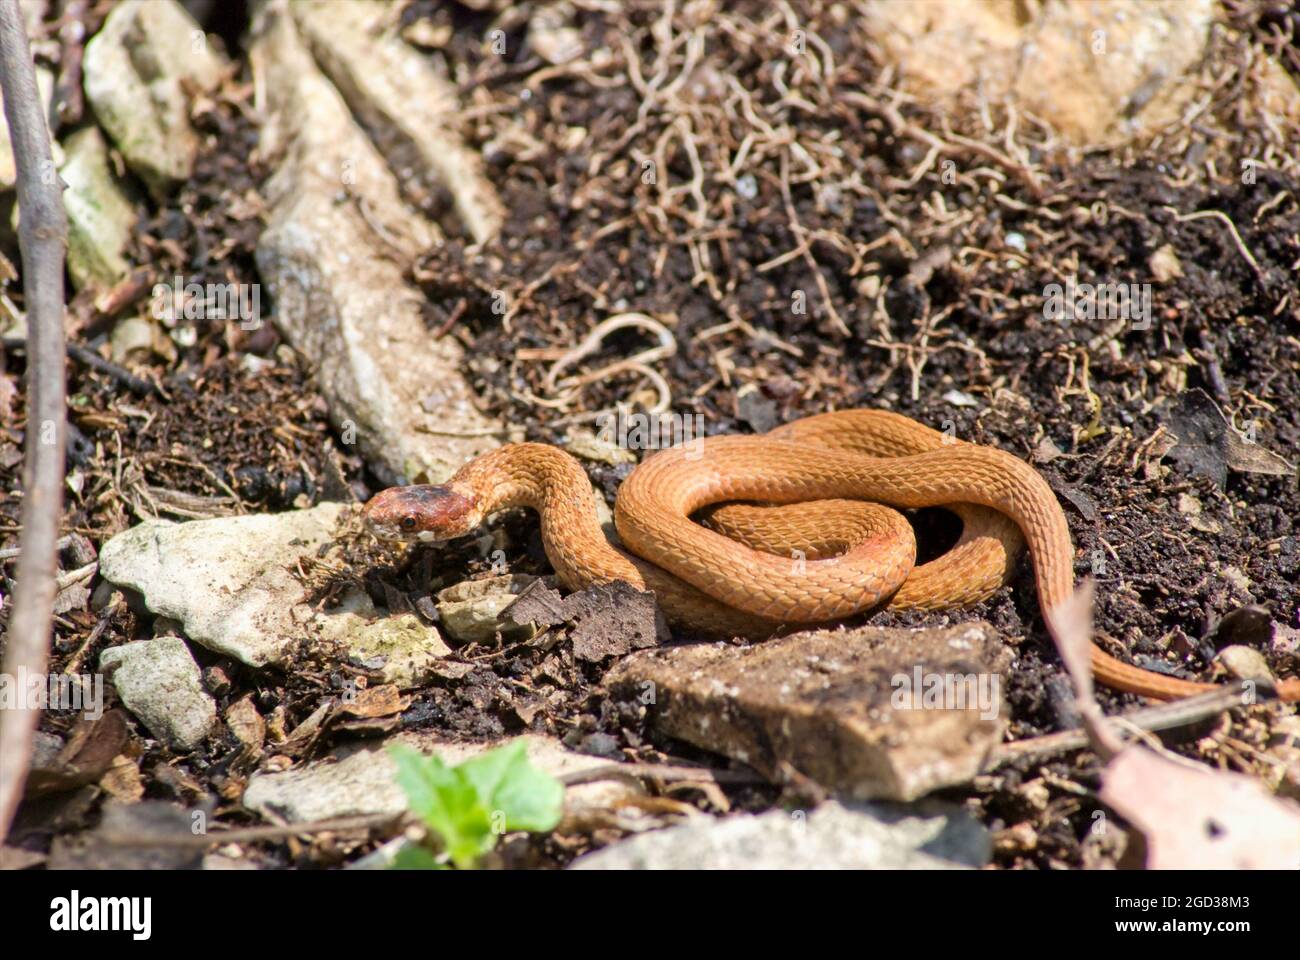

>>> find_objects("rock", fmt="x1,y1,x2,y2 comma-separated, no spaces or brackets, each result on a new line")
290,0,504,244
504,579,668,662
437,574,548,644
570,799,990,870
0,67,59,191
48,800,203,870
1149,244,1183,284
99,636,215,751
528,6,584,67
860,0,1215,147
316,586,450,688
1214,646,1275,686
243,733,634,825
59,126,138,290
99,504,347,666
108,314,159,362
82,0,227,197
607,621,1011,801
250,6,503,483
98,505,446,675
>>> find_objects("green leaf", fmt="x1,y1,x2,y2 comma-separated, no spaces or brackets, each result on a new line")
493,759,565,832
388,740,565,869
389,844,447,870
389,744,493,869
457,739,528,801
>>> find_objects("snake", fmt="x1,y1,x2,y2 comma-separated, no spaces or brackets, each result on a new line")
363,409,1299,703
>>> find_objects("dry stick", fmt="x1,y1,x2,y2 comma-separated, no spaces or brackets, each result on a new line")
987,682,1259,770
0,3,69,845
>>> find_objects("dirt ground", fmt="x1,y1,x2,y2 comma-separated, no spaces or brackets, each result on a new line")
2,1,1299,869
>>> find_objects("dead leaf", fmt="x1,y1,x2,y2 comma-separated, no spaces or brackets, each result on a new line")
338,683,409,719
25,709,129,796
1167,388,1295,488
225,694,266,752
99,753,145,802
1100,745,1300,868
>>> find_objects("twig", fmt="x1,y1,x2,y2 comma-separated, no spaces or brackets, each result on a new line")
101,813,404,849
987,682,1260,769
2,336,159,396
558,762,766,786
0,533,72,561
0,3,70,844
1163,207,1265,284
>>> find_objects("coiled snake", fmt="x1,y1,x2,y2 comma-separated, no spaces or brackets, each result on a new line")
364,409,1298,702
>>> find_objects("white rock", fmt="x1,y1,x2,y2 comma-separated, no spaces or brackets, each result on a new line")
859,0,1216,147
243,734,632,824
571,799,990,870
82,0,227,196
0,67,59,191
290,0,504,244
99,636,215,751
59,126,138,290
99,504,349,666
436,574,546,644
317,587,450,689
99,505,448,677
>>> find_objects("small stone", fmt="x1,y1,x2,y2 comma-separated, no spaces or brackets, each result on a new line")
437,575,547,644
1149,244,1184,283
202,665,232,697
1214,646,1274,686
99,636,216,752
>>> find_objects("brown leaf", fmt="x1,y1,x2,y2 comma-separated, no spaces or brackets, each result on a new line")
1099,745,1300,869
338,683,410,719
25,710,129,796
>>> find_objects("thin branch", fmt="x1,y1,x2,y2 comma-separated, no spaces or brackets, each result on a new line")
988,682,1260,769
0,1,69,844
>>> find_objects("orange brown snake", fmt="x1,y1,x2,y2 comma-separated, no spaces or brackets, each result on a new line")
363,409,1299,703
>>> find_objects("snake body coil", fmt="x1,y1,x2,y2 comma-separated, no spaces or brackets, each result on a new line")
364,409,1299,703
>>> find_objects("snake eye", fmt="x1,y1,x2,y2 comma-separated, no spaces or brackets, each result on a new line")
401,516,417,531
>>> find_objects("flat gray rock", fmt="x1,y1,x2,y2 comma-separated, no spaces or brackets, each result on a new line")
99,637,215,752
243,734,634,825
98,504,446,678
571,799,991,870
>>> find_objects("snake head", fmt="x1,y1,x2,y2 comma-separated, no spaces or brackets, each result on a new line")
362,484,480,542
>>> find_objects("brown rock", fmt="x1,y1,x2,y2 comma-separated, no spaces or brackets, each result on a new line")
860,0,1215,147
607,621,1011,801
